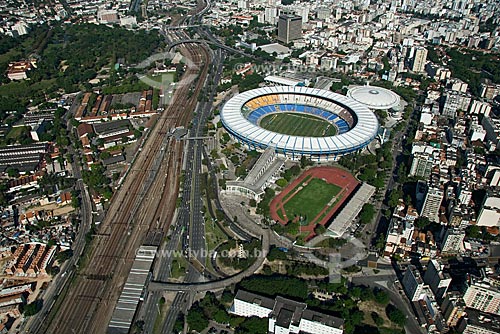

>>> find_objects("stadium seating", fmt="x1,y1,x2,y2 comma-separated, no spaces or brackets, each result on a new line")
268,94,281,104
335,119,350,133
244,94,354,133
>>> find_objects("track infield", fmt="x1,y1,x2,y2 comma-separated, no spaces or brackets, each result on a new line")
270,166,359,240
259,112,337,137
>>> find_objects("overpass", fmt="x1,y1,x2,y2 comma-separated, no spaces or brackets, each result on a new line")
148,229,270,292
167,39,256,59
164,24,205,30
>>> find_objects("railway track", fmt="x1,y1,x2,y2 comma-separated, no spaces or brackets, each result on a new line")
43,41,211,334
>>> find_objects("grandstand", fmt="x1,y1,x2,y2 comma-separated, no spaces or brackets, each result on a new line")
221,86,379,160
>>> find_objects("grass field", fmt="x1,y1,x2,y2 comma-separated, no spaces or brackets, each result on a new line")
259,112,337,137
282,178,341,222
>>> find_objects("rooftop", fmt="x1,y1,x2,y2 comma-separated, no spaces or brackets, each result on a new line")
347,84,401,110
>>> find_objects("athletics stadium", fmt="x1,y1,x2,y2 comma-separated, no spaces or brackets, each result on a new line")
220,86,379,160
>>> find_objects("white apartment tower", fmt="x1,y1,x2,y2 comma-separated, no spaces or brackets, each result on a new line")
411,47,427,73
420,187,444,223
463,283,500,315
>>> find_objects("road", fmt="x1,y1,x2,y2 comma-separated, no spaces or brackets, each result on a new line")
150,45,224,334
149,229,270,293
22,109,96,333
372,107,415,243
139,3,217,331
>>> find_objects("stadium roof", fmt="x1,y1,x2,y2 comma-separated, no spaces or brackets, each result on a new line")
347,85,400,110
221,86,379,157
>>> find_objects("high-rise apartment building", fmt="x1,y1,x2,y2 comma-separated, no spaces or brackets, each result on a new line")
410,153,434,178
423,260,452,300
277,14,302,44
411,47,428,72
402,265,425,301
463,283,500,315
420,187,444,222
440,228,465,254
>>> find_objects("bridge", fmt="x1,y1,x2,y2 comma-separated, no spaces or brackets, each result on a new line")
148,229,270,292
164,24,205,30
167,38,256,59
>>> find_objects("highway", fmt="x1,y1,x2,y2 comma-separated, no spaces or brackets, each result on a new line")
139,2,217,331
145,46,225,334
149,229,270,293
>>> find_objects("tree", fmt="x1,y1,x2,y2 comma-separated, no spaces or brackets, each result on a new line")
7,168,19,178
359,203,375,224
397,164,408,183
23,299,43,316
414,217,431,229
100,151,111,160
70,118,80,127
236,316,268,334
267,247,288,261
388,188,403,207
186,304,209,332
371,312,384,326
375,233,386,252
300,156,313,169
238,274,308,300
314,224,326,235
374,289,389,305
466,224,481,239
56,249,73,263
276,178,288,187
386,304,406,326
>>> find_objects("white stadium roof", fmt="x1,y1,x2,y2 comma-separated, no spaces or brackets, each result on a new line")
221,86,379,158
347,85,400,110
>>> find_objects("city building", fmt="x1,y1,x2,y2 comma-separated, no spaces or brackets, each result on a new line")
316,7,331,21
411,47,427,73
327,182,375,237
424,260,452,300
224,148,285,201
402,265,425,302
442,90,472,119
482,116,500,150
4,243,56,277
457,308,500,334
230,290,344,334
0,143,49,174
441,292,466,327
463,283,500,315
476,196,500,227
7,60,35,81
420,187,444,223
410,153,434,178
277,14,302,44
440,228,465,255
469,100,492,116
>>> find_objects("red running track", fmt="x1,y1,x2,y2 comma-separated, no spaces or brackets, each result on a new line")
270,166,359,240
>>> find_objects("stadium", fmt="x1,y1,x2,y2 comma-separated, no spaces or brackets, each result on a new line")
220,86,379,160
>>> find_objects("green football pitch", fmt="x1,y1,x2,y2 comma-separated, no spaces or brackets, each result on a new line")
282,178,342,222
259,112,337,137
